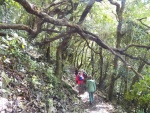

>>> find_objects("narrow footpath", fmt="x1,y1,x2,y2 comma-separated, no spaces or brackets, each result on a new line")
69,73,126,113
79,91,116,113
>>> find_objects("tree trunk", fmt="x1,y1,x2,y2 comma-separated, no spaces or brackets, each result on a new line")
98,47,104,88
46,45,51,63
108,0,126,101
55,47,63,80
108,55,119,101
91,42,95,76
108,75,115,100
55,37,70,79
124,76,128,93
130,63,145,89
102,62,109,89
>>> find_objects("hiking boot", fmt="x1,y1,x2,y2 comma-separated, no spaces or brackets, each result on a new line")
89,102,92,105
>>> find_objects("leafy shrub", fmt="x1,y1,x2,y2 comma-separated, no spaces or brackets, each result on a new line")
125,75,150,112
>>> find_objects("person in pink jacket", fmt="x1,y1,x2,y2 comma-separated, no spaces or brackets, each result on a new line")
76,72,84,94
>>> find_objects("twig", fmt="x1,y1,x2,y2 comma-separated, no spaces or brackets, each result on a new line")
21,100,35,112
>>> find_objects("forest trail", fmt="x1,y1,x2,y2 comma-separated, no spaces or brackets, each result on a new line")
69,73,123,113
78,91,116,113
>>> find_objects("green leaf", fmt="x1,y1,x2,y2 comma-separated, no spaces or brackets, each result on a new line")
0,71,11,86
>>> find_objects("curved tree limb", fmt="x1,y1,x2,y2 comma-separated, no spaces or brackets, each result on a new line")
82,33,150,66
81,30,146,78
14,0,81,30
128,66,144,79
83,29,150,62
0,24,34,34
108,0,120,15
120,0,126,14
78,0,95,24
137,17,150,29
41,28,61,33
35,30,76,45
78,30,128,66
113,49,150,65
0,32,12,37
121,44,150,51
0,22,44,38
44,1,66,12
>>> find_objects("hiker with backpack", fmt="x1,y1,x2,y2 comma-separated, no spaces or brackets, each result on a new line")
86,75,96,105
83,71,87,92
76,72,84,94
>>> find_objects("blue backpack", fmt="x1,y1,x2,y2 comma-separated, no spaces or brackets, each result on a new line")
79,75,84,81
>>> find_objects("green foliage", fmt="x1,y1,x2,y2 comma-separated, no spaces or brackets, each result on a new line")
0,32,62,101
118,66,127,77
32,75,41,87
125,75,150,110
0,71,11,87
125,0,150,19
0,0,22,24
0,33,26,64
72,0,79,3
46,67,56,80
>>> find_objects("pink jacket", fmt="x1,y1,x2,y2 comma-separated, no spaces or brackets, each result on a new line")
76,75,84,85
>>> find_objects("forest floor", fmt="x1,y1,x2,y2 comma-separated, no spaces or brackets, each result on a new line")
0,89,126,113
0,71,126,113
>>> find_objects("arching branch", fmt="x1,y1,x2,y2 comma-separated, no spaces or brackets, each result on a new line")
80,30,147,78
108,0,120,15
35,30,76,45
41,29,61,33
79,30,128,66
137,17,150,29
128,66,144,79
0,32,12,37
0,24,34,34
78,0,95,24
121,44,150,51
14,0,81,29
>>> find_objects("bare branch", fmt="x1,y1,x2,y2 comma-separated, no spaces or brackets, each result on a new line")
108,0,120,15
44,1,66,12
137,17,150,29
0,32,12,37
83,35,101,54
114,50,150,65
41,29,61,33
78,0,95,24
14,0,41,17
128,66,144,79
82,31,150,65
0,24,34,34
80,30,128,66
13,0,81,29
120,0,126,14
122,44,150,51
35,30,76,45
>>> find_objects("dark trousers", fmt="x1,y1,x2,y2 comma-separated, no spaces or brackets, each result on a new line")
79,83,84,94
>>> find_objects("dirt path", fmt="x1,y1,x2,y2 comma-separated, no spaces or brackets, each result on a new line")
79,92,116,113
66,76,126,113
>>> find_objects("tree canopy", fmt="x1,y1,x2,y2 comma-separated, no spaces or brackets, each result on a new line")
0,0,150,112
